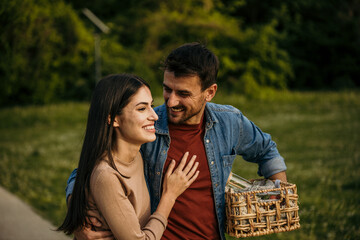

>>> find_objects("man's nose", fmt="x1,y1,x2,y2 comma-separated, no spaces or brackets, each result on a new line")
167,92,179,107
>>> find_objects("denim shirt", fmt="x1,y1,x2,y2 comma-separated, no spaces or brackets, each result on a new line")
66,102,286,240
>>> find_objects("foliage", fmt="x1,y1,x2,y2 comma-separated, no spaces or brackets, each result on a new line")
228,0,360,89
1,0,360,105
0,91,359,239
0,0,94,105
280,0,360,89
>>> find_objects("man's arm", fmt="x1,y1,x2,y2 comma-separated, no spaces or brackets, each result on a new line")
65,169,77,204
234,112,287,178
268,171,287,182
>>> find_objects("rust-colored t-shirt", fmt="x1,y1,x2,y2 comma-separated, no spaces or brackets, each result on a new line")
161,115,220,240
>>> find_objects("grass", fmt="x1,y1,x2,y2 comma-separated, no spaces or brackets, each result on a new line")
0,102,89,225
0,90,359,239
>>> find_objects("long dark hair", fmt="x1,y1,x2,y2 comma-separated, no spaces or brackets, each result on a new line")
58,73,149,235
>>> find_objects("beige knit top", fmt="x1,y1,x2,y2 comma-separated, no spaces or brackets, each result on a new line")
88,153,167,240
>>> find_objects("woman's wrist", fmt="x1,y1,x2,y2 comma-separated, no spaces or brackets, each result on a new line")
155,192,177,219
161,192,177,204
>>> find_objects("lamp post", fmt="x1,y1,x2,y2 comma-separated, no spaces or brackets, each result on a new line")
82,8,110,83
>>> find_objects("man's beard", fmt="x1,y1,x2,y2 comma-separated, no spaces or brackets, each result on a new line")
166,101,206,125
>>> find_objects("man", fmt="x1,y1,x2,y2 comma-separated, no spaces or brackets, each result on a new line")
66,42,287,239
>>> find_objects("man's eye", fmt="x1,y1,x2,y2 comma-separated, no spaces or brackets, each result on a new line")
151,105,155,108
179,93,190,97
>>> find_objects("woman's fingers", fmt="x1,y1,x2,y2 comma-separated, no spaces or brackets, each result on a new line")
183,155,197,174
186,161,199,178
187,170,200,186
165,159,176,177
162,153,200,199
175,152,189,172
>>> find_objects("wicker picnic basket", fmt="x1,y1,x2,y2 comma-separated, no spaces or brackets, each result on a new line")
225,175,300,238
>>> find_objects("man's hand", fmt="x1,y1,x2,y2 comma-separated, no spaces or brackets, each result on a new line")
73,213,113,240
74,225,113,240
86,209,109,229
68,195,113,239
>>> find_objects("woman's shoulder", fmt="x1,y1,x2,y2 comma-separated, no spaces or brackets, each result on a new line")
91,161,121,187
89,161,129,204
93,159,116,173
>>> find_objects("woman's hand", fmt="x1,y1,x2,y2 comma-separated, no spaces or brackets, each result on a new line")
162,152,199,201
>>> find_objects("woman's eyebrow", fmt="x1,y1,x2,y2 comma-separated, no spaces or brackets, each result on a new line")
135,100,154,106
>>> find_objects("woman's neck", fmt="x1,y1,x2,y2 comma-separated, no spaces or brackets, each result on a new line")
112,139,141,164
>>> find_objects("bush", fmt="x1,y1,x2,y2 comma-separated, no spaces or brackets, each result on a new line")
0,0,93,105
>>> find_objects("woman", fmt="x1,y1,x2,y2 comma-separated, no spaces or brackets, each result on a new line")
58,74,199,239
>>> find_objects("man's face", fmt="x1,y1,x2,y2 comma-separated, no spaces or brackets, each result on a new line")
163,71,214,125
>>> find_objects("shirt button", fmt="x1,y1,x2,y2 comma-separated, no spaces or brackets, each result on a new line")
215,183,218,187
206,139,210,143
211,161,214,165
156,172,160,175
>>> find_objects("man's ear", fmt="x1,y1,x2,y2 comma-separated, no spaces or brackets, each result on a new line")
108,115,120,127
205,84,217,102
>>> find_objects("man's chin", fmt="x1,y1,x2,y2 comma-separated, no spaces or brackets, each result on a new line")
168,117,182,124
167,113,184,125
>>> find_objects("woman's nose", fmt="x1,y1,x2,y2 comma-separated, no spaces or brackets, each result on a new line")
149,108,158,121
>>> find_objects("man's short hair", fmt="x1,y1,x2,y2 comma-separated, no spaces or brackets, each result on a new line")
162,42,219,91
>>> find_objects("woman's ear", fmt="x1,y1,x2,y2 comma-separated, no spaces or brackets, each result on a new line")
108,115,120,127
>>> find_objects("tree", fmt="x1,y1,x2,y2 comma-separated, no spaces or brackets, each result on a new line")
0,0,94,105
128,0,293,96
278,0,360,89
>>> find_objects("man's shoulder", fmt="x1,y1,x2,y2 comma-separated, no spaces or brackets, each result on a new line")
206,102,241,115
154,104,166,114
153,104,168,133
205,103,243,126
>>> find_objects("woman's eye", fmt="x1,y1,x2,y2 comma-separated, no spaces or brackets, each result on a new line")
138,107,146,111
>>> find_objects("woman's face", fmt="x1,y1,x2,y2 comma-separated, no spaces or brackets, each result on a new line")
116,86,158,145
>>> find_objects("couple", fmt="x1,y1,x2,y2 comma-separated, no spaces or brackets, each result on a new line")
59,43,287,240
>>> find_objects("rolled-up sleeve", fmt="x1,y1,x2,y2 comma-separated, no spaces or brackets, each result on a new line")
257,155,287,178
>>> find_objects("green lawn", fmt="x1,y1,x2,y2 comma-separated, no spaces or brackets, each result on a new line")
0,91,359,239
